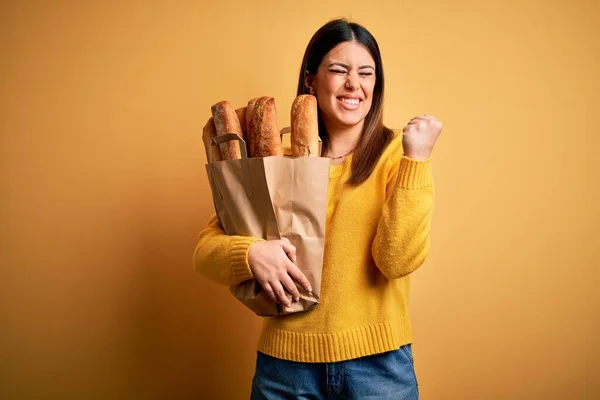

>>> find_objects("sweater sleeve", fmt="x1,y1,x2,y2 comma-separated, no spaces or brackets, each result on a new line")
193,214,264,286
371,140,435,279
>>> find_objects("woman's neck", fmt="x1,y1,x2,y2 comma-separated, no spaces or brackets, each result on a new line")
323,120,363,159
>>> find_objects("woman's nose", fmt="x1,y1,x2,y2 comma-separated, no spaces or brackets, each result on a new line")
345,71,359,91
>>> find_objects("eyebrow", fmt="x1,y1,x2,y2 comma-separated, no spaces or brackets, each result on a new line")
327,62,375,70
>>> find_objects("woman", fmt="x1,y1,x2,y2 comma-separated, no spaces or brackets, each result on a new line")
194,18,443,399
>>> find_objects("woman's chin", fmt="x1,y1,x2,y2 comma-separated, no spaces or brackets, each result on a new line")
322,109,367,129
335,114,366,128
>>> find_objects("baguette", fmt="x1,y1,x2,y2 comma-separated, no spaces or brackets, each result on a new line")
211,101,243,160
246,98,260,156
291,94,319,157
249,97,283,157
202,117,221,162
235,106,249,155
235,107,247,139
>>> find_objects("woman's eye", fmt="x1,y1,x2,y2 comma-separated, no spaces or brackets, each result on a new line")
359,72,373,76
330,69,347,74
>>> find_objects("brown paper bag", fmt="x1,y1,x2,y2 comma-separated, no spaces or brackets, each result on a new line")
205,132,329,316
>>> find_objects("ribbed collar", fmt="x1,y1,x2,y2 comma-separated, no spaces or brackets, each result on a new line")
328,154,353,179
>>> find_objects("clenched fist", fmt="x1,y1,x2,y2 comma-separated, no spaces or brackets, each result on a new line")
402,115,443,161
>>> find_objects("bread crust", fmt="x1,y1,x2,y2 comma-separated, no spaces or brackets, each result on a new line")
211,101,243,160
202,116,221,162
249,97,283,157
291,95,319,157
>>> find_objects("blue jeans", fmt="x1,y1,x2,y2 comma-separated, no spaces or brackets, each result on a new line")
251,345,419,399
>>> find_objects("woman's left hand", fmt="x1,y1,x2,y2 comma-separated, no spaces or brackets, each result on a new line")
402,115,443,161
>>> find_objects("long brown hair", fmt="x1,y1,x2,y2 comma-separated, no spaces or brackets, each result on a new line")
296,18,394,186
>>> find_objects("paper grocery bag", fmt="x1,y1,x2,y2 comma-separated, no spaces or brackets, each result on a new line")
205,132,329,317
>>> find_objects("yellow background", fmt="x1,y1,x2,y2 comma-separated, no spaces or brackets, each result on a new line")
1,1,598,399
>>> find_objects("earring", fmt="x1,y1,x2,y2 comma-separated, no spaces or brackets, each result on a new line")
309,86,315,95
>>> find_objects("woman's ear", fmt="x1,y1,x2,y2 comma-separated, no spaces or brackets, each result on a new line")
304,72,315,95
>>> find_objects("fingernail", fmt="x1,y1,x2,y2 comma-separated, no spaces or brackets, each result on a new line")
294,296,299,302
307,286,312,293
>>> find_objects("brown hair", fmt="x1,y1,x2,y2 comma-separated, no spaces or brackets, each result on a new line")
296,18,394,186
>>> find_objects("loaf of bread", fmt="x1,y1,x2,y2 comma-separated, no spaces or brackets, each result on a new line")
235,107,247,139
245,98,259,156
202,117,221,162
248,97,283,157
211,101,243,160
235,106,249,155
291,94,319,157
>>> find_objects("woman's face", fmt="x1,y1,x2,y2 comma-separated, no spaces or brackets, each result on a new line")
307,41,376,131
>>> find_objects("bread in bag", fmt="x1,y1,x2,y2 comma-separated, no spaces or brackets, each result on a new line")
291,94,319,157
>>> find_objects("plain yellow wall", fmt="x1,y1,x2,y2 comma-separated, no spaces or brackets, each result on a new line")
1,1,598,399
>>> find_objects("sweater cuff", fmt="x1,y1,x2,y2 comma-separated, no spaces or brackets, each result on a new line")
229,237,263,286
396,156,433,190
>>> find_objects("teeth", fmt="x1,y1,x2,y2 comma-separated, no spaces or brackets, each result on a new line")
340,98,360,105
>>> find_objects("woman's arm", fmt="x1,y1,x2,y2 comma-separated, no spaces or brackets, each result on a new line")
371,115,442,279
371,155,434,279
193,215,311,307
193,214,263,286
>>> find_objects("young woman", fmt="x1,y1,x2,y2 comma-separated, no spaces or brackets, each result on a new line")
194,18,443,399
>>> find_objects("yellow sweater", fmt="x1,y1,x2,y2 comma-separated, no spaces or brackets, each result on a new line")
194,129,435,363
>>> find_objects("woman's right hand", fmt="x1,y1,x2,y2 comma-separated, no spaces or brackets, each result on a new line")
248,239,312,307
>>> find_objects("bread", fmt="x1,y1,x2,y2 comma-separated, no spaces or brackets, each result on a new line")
235,106,249,155
248,97,283,157
211,101,243,160
291,95,319,157
202,117,221,162
235,107,247,139
247,97,267,157
246,98,259,156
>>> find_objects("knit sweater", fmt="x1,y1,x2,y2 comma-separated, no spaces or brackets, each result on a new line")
193,129,435,363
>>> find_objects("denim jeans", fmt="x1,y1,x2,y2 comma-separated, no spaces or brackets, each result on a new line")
250,345,419,400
